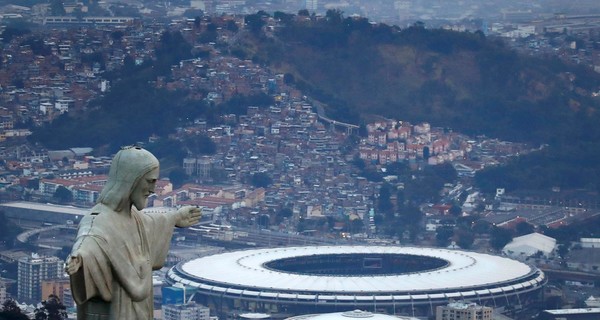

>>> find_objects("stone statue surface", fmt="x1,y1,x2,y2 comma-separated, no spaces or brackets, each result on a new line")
65,146,201,319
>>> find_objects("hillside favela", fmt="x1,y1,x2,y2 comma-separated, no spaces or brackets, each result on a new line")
0,0,600,319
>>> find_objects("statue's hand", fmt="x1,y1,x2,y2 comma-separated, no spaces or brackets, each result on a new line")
175,206,202,228
65,255,82,275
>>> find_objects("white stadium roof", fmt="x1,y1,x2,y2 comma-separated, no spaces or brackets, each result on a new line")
286,310,419,320
167,245,546,306
177,246,533,293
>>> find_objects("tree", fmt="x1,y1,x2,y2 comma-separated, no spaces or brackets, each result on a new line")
34,310,47,320
225,20,239,32
257,214,270,228
377,183,394,216
349,218,364,234
472,220,491,234
277,207,294,222
1,26,30,44
110,30,124,41
449,204,462,217
386,161,410,177
0,211,22,248
435,226,454,247
283,73,295,85
325,9,343,25
250,172,272,188
50,0,66,15
0,299,29,320
397,205,423,227
490,227,513,250
422,146,430,160
34,295,67,320
455,229,475,249
209,167,228,183
515,221,535,236
396,189,405,207
53,186,73,204
168,168,187,189
351,155,365,170
556,243,569,259
184,134,216,155
245,13,266,33
274,11,294,25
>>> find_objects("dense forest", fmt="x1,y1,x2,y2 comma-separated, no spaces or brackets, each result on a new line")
237,10,600,194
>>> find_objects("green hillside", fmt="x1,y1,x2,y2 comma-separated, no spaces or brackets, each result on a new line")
239,12,600,193
244,13,600,145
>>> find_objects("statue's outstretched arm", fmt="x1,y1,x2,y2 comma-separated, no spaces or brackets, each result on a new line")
175,206,202,228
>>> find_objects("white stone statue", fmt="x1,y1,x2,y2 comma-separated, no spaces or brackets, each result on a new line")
65,146,201,319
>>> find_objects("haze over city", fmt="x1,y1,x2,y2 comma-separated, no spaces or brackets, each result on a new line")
0,0,599,319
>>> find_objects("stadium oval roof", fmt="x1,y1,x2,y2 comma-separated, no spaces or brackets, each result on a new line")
167,245,546,306
286,310,419,320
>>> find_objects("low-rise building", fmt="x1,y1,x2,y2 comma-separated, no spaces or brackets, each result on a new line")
163,302,210,320
502,232,556,259
435,302,493,320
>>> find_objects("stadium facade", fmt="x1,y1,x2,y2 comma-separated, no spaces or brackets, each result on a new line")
166,246,546,318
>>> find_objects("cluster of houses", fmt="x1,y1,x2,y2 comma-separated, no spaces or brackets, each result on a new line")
38,172,265,216
359,120,470,165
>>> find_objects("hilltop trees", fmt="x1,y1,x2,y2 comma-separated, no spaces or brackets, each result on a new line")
245,11,268,33
29,30,200,151
0,299,29,320
34,295,67,320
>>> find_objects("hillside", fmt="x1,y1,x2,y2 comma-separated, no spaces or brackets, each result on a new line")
236,12,600,193
25,13,600,193
242,13,600,145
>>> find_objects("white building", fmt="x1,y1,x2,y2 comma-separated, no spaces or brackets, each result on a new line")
435,302,493,320
580,238,600,248
305,0,317,11
586,296,600,308
55,98,74,114
502,232,556,259
17,254,63,303
40,102,53,115
395,1,412,22
163,303,210,320
0,282,7,303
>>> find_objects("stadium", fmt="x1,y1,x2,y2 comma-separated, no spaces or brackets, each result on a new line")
166,246,546,318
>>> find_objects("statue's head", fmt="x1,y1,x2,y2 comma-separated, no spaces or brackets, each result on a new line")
97,146,159,212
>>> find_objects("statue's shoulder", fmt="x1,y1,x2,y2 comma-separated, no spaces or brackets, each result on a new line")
79,204,117,227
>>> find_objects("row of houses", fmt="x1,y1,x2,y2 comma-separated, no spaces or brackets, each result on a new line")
38,174,265,214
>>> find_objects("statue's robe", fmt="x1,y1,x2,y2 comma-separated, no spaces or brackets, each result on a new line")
69,204,175,319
